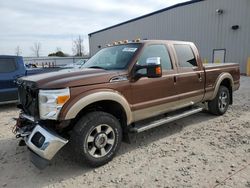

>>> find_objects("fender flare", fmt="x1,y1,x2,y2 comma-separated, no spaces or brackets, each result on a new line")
211,73,234,100
64,91,133,125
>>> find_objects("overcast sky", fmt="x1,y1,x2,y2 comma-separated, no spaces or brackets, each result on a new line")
0,0,188,57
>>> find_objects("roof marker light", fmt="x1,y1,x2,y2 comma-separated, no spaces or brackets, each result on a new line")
132,38,140,42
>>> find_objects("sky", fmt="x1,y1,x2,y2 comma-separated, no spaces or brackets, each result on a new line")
0,0,188,57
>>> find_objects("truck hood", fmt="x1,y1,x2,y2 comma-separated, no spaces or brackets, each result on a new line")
20,68,121,89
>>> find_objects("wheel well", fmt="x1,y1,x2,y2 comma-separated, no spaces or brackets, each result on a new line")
71,100,128,130
220,78,233,104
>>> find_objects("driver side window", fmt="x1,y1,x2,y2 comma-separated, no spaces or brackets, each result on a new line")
137,44,172,74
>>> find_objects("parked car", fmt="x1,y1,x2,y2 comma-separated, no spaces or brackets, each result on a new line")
14,40,240,169
0,55,62,104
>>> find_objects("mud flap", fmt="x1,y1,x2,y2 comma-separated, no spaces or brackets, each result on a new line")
122,132,132,144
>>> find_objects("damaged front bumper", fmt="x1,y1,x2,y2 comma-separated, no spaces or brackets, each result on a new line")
26,125,68,160
15,114,68,168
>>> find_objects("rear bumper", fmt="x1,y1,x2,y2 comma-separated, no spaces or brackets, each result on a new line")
24,125,68,160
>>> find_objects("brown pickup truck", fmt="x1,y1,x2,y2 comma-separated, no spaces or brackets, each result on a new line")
14,40,240,169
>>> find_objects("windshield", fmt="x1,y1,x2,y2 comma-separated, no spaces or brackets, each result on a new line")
82,44,140,70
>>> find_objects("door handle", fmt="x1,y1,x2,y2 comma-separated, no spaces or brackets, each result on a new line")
197,73,202,82
173,75,177,84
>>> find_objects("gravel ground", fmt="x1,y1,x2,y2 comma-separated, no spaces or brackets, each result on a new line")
0,76,249,188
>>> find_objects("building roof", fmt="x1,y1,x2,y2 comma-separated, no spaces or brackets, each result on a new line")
88,0,204,36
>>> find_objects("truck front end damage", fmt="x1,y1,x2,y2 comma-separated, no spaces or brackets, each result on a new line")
14,113,68,169
14,78,70,169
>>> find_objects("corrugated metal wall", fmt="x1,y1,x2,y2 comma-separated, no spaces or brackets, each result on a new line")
89,0,250,73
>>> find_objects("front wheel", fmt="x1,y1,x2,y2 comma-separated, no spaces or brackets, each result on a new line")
208,86,230,115
71,111,122,167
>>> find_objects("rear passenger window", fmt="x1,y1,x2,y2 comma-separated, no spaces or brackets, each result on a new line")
174,44,197,67
137,44,172,70
0,59,17,73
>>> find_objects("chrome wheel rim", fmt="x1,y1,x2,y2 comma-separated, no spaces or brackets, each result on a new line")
86,124,115,158
218,91,228,111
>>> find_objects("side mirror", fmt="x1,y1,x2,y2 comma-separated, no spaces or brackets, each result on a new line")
134,57,162,79
146,57,162,78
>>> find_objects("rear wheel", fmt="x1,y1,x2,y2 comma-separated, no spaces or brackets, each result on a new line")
208,86,230,115
71,111,122,167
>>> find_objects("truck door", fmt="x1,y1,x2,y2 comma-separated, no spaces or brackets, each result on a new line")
130,44,178,122
0,57,25,103
172,44,205,107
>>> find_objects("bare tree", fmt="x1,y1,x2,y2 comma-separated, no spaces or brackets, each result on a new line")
72,35,85,56
31,42,41,57
15,46,22,56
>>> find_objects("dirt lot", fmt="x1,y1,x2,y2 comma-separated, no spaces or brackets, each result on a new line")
0,76,249,188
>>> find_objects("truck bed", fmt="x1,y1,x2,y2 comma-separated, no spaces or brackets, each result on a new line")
203,62,240,102
204,62,239,68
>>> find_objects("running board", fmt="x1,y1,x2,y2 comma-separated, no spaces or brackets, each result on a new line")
130,107,203,133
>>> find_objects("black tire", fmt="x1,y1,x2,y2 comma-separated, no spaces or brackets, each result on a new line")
71,111,122,167
208,85,230,115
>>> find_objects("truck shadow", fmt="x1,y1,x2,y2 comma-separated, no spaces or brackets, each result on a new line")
118,111,217,156
0,111,218,188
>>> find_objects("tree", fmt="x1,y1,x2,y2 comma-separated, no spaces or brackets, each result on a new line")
31,42,41,57
15,46,22,56
72,35,85,56
48,50,67,57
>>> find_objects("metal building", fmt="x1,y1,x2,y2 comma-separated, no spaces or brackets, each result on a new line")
88,0,250,74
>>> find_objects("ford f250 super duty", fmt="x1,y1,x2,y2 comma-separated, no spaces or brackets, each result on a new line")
14,40,240,169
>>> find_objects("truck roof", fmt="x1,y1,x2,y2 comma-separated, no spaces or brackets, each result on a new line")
139,39,193,43
109,40,195,46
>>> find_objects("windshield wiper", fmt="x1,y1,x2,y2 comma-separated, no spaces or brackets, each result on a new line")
87,66,106,70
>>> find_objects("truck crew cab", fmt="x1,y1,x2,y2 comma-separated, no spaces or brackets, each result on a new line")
14,40,240,169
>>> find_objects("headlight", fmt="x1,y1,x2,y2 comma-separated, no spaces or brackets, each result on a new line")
39,88,70,120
